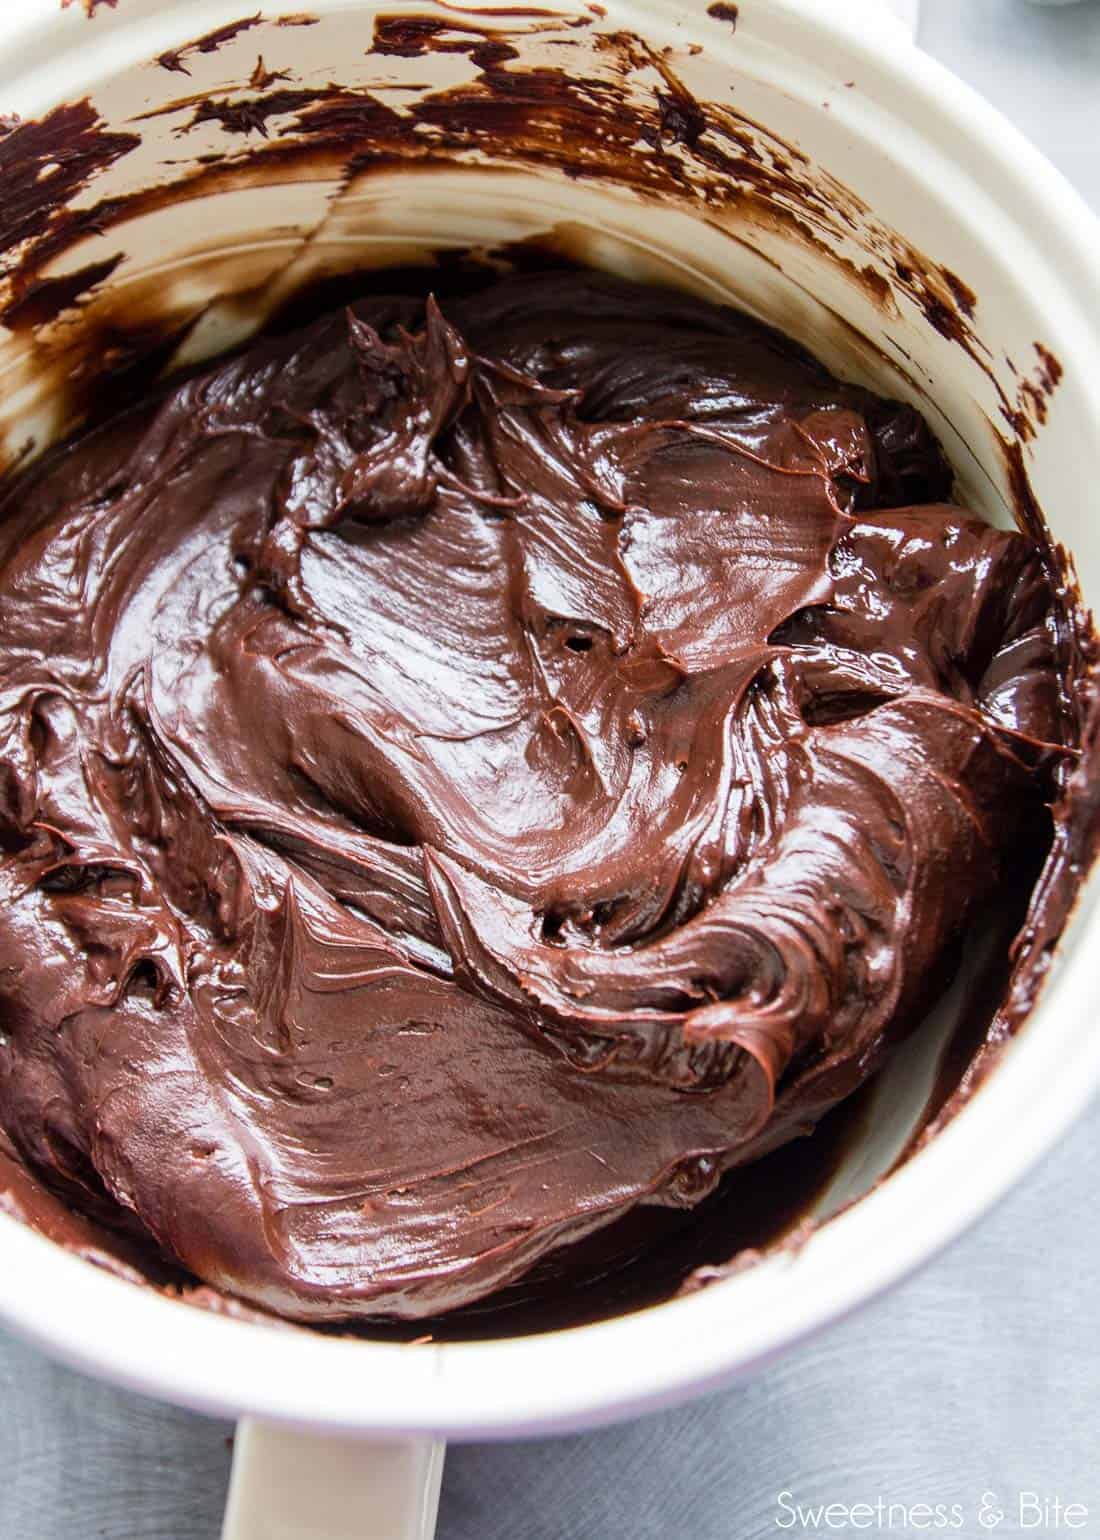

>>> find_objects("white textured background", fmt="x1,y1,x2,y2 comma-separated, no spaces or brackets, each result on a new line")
1,3,1097,1535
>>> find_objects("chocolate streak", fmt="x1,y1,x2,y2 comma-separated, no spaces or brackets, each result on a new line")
155,15,263,76
0,272,1073,1321
60,0,119,16
0,16,986,385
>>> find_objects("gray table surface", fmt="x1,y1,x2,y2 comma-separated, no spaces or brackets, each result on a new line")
2,3,1098,1537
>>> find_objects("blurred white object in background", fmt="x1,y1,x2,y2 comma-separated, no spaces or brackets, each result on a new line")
883,0,920,27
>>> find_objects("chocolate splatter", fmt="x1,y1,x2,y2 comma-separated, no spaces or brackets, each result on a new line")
707,2,739,27
1004,342,1066,441
186,87,324,138
249,56,293,91
1035,341,1063,394
651,88,708,149
941,265,977,320
0,100,139,262
891,257,979,348
156,14,263,76
60,0,118,15
372,13,520,68
0,252,123,331
0,19,987,382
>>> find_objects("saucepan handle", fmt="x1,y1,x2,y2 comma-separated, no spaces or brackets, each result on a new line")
221,1419,445,1540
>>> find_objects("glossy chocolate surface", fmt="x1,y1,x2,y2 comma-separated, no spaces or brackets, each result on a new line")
0,273,1074,1319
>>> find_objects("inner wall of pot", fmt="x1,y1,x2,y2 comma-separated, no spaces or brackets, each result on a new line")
3,0,1091,540
0,0,1093,1288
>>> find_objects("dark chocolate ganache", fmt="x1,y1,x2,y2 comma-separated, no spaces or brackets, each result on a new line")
0,272,1068,1321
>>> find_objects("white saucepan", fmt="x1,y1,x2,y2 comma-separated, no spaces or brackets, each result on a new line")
0,2,1096,1536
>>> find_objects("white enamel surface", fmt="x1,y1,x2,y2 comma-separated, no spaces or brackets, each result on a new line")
0,0,1096,1440
221,1423,444,1540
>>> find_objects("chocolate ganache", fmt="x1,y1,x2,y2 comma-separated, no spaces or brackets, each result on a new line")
0,272,1068,1320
